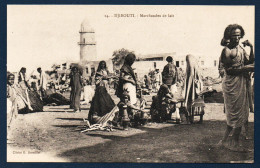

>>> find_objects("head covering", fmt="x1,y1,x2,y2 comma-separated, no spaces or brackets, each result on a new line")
71,64,83,75
124,53,136,66
97,60,107,72
7,72,14,79
37,67,42,72
158,84,169,97
20,67,26,73
166,56,173,63
7,73,15,85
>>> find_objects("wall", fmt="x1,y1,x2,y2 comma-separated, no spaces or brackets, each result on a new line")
133,57,219,79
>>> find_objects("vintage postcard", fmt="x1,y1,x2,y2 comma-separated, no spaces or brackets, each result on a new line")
6,5,254,163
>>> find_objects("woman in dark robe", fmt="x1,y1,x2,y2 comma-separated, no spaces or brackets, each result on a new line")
88,61,115,124
150,84,174,122
69,66,83,112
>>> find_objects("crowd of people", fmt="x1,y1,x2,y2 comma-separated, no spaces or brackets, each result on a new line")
7,24,254,152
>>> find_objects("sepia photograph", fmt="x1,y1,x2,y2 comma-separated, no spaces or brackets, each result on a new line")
6,5,254,163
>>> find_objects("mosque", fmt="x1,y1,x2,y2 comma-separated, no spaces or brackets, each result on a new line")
78,19,97,62
78,18,113,77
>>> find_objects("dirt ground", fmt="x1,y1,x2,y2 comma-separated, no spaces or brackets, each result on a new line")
7,88,254,163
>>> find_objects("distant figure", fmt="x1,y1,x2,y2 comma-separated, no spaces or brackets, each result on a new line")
162,56,178,91
154,69,162,92
218,24,254,152
81,78,94,105
37,67,48,99
144,75,152,91
90,71,96,85
18,67,28,86
69,66,83,112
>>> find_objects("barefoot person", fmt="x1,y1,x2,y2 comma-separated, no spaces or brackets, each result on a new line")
183,55,204,124
219,30,253,141
69,65,83,113
7,73,18,143
219,24,254,151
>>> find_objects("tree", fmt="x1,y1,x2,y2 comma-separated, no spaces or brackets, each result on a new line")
112,48,134,71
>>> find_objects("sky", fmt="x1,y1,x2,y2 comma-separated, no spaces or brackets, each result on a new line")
7,5,254,73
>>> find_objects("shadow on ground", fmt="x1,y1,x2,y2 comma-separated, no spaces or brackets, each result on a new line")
56,118,85,121
57,120,254,163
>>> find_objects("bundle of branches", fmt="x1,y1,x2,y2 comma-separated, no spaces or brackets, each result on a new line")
79,106,119,132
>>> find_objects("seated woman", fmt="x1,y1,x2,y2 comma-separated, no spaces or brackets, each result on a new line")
88,61,116,124
150,84,175,122
16,67,43,113
43,89,70,106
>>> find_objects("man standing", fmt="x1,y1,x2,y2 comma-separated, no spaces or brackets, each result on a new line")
37,67,47,99
162,56,178,91
219,24,254,151
154,69,162,92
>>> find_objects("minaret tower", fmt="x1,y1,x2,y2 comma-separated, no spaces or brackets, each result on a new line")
78,19,97,61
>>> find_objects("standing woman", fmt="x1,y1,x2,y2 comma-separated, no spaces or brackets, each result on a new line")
117,53,137,105
70,66,83,113
183,55,204,123
95,60,110,91
17,67,33,111
7,73,18,142
219,24,254,151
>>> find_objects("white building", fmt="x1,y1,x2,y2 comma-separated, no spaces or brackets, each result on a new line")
133,53,219,78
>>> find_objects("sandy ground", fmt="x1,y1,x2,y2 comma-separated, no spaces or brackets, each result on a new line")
7,89,254,163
